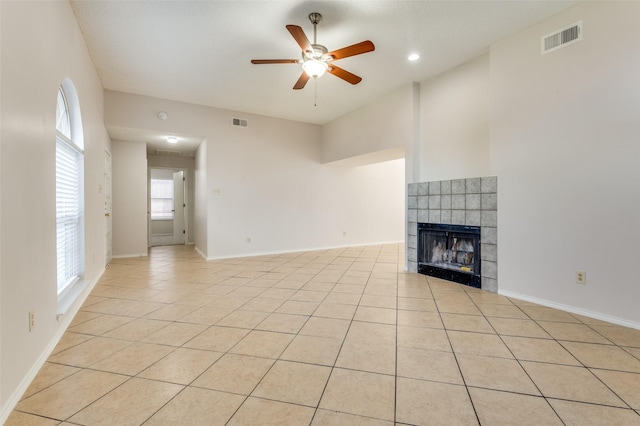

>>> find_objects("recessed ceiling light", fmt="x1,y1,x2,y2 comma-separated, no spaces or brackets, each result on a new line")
167,137,178,144
408,53,420,61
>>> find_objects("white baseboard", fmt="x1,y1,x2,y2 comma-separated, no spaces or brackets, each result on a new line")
0,269,104,424
112,253,148,259
499,289,640,331
194,245,207,260
204,240,405,261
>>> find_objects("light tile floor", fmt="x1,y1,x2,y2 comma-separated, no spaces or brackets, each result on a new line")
8,244,640,425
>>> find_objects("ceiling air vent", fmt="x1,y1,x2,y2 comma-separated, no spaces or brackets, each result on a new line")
541,21,582,55
232,117,248,128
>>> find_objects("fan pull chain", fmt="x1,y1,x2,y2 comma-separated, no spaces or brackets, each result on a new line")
314,78,318,107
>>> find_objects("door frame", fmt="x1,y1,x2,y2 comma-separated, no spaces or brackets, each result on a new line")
147,166,189,247
104,149,112,265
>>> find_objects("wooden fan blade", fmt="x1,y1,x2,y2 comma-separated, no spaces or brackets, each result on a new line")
328,40,375,60
251,59,299,64
327,65,362,85
293,72,310,90
286,25,312,53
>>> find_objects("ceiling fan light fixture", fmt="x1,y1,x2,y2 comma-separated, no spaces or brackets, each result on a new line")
251,12,374,90
302,59,328,78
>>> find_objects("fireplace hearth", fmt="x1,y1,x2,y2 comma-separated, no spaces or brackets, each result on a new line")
418,223,481,288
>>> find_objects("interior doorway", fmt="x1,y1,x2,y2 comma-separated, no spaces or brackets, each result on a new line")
148,168,187,247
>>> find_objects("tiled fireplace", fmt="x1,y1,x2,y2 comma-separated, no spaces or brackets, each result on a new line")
407,177,498,293
418,222,481,288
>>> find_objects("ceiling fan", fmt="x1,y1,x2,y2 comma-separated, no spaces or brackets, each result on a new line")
251,12,375,90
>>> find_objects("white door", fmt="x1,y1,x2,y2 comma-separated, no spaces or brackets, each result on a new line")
104,150,113,265
172,171,185,244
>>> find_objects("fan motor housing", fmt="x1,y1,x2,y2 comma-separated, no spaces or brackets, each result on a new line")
303,44,329,61
308,12,322,25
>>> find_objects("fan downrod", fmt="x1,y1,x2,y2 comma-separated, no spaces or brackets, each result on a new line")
308,12,323,46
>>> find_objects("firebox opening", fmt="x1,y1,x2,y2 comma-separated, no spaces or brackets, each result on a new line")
417,223,481,288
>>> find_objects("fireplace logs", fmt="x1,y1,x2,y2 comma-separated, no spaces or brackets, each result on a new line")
417,223,481,288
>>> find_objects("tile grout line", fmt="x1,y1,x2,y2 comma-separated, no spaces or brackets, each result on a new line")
437,280,482,425
12,244,640,425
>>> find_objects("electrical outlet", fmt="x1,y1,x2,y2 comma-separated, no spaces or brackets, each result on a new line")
29,311,35,332
575,271,586,284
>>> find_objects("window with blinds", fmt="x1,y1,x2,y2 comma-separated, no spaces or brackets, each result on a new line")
56,86,84,296
150,179,174,219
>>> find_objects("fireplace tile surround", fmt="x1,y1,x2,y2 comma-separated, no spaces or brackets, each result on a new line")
407,176,498,292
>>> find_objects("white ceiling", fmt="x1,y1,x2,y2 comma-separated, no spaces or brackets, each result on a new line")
70,0,577,152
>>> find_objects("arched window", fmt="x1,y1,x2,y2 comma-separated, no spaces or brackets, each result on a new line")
56,80,84,298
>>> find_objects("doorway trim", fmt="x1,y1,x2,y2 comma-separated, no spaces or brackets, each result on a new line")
147,166,189,247
104,149,112,265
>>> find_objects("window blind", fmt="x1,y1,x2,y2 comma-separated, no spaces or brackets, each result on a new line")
56,135,84,294
150,179,174,219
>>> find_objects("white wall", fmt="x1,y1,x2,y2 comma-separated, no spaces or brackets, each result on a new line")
490,2,640,326
419,54,490,182
205,113,405,258
0,1,4,415
150,168,175,179
0,1,109,419
105,91,405,260
195,140,208,256
111,140,148,257
329,159,406,245
321,83,414,164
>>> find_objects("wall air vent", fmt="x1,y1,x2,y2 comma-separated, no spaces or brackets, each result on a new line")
232,117,248,128
542,21,582,55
